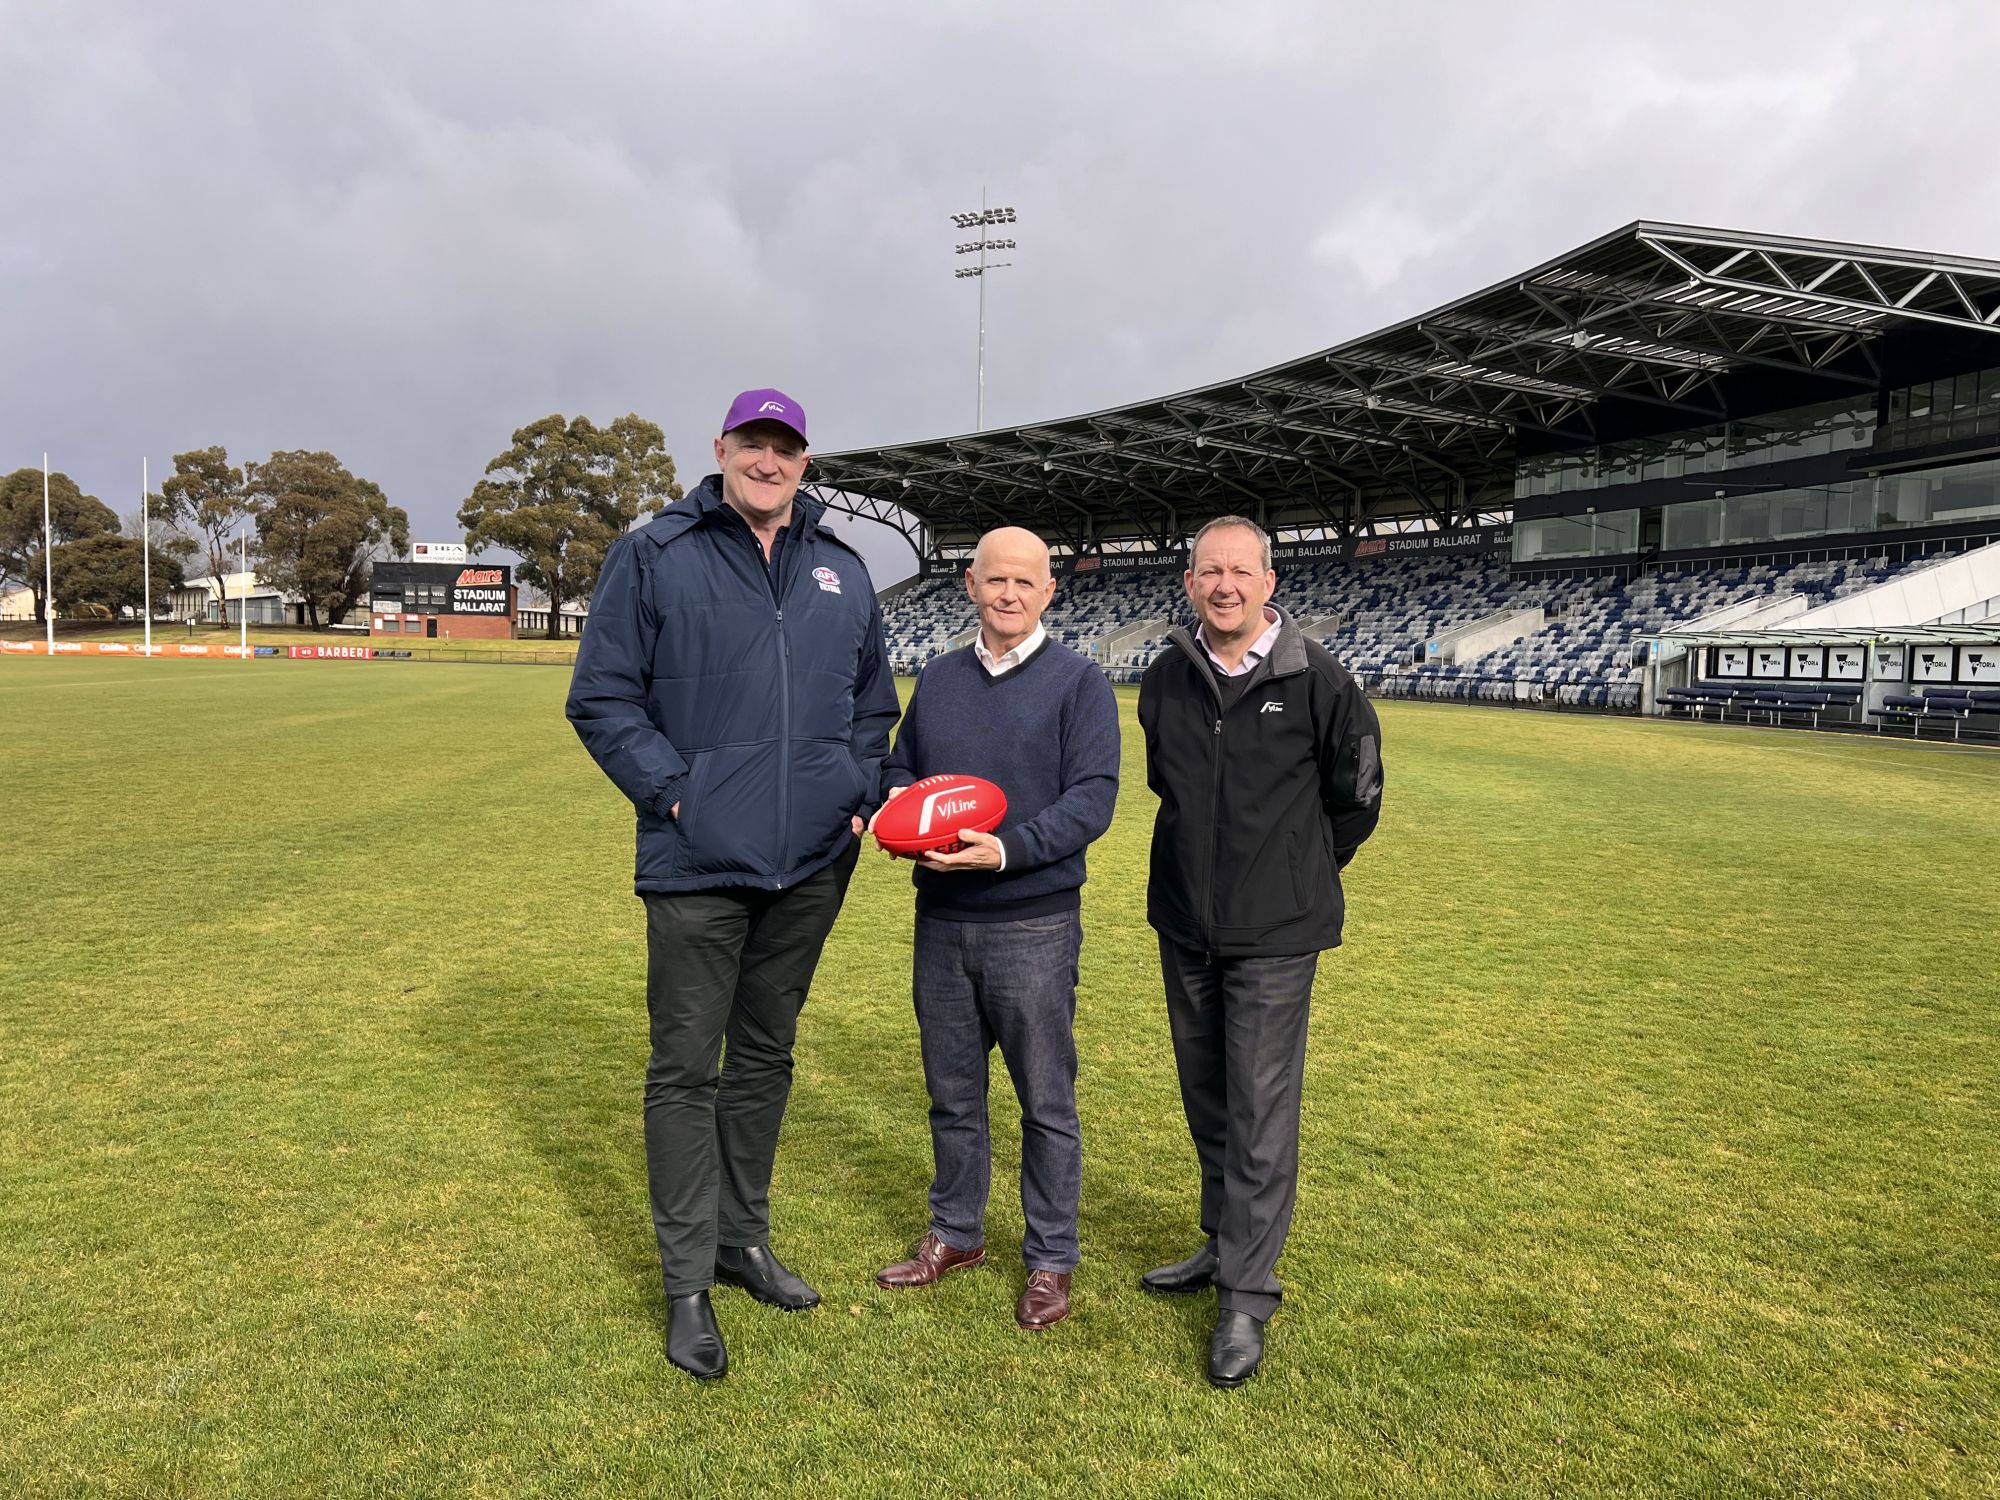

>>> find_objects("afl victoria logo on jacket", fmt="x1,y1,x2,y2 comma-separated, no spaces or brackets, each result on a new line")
1137,606,1383,957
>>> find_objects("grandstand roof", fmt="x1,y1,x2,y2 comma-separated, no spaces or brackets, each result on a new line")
805,222,2000,558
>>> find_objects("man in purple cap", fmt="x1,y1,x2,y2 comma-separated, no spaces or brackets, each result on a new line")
568,388,900,1380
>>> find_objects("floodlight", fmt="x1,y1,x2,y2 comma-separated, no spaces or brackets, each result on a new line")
949,194,1021,431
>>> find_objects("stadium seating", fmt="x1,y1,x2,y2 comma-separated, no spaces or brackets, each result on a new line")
879,548,1949,711
881,575,977,674
1040,568,1188,657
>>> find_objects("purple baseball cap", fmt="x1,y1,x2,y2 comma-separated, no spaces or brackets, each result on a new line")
721,388,808,445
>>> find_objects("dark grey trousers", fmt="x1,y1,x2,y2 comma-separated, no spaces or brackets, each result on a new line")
1158,937,1318,1321
639,841,859,1298
913,909,1084,1272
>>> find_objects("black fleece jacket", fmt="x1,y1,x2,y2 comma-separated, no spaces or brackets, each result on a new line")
1137,607,1383,957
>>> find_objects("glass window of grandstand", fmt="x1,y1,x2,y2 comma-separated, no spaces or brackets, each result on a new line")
1512,450,1598,499
1726,397,1873,466
1514,398,1872,502
1512,508,1640,562
1885,366,2000,449
1661,459,2000,551
1881,459,2000,527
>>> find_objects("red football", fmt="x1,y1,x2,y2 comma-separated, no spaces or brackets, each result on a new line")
873,773,1008,856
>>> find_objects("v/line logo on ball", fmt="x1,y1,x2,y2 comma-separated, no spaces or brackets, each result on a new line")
917,783,980,837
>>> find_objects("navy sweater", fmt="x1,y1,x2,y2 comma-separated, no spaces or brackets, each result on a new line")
881,638,1121,920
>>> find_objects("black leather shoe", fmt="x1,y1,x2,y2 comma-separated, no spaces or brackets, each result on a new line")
666,1291,727,1380
1141,1243,1218,1295
715,1244,821,1311
1208,1310,1264,1388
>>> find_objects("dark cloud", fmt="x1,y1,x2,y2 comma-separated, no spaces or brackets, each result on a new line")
5,0,1997,583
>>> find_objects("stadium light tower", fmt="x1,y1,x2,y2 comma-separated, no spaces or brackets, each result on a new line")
950,189,1018,430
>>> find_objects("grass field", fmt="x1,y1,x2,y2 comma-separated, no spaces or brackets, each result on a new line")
2,658,1996,1499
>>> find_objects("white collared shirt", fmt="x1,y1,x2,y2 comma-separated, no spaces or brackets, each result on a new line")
1196,607,1281,678
958,621,1046,873
974,622,1047,677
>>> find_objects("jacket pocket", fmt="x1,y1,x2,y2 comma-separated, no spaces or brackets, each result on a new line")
680,745,780,877
790,739,864,863
1213,817,1312,932
675,754,705,867
839,744,869,805
636,805,684,883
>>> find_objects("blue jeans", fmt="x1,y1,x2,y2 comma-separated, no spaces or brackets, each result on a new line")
912,909,1084,1272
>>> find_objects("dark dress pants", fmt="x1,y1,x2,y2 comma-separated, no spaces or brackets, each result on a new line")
1158,937,1318,1321
913,909,1084,1272
640,840,860,1298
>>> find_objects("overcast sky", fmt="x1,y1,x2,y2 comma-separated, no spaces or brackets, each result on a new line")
6,0,1997,585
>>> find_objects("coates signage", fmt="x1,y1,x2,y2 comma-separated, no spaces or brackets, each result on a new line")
1345,527,1505,561
412,541,468,564
449,565,512,616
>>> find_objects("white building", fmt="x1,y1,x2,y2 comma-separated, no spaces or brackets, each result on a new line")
168,571,303,626
516,589,588,636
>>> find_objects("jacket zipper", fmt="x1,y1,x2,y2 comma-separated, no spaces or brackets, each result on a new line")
776,601,790,889
1170,625,1286,961
1202,708,1223,960
1175,633,1228,961
746,523,792,890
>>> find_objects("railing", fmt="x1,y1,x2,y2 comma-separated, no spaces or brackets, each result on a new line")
1360,669,1642,712
1876,408,2000,453
346,647,575,666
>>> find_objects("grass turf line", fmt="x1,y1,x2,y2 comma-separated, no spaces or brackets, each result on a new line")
0,660,1995,1498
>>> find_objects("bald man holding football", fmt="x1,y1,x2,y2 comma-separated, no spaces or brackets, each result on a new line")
871,527,1121,1330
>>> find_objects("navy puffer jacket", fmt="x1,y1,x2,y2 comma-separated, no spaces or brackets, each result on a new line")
566,477,901,893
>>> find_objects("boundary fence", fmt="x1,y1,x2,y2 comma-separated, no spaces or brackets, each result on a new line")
0,641,574,666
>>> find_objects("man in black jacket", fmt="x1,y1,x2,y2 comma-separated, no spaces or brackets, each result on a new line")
1136,515,1383,1388
567,388,900,1381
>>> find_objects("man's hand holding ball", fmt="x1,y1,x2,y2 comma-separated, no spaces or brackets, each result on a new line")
916,828,1004,871
871,774,1008,868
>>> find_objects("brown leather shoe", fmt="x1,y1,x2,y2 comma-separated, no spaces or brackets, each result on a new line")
1016,1269,1072,1331
875,1231,987,1289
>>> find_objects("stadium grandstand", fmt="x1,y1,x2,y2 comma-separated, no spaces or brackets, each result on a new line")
805,222,2000,737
